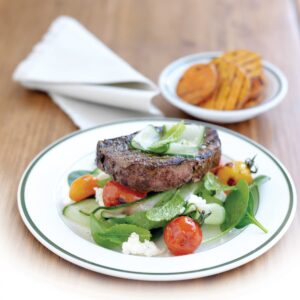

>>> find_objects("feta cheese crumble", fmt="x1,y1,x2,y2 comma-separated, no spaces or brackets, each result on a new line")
122,233,161,257
187,194,225,225
94,187,104,206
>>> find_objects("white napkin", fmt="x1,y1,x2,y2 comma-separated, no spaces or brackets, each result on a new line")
13,16,161,128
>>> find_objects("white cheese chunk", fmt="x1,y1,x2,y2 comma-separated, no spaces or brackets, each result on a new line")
122,233,161,257
94,187,104,206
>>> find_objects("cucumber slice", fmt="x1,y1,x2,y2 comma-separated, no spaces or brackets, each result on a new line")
131,123,205,157
63,198,99,227
164,124,205,147
165,142,199,157
131,125,160,150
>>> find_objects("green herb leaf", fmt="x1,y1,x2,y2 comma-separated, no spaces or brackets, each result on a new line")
100,224,151,242
204,172,235,193
67,170,91,185
149,121,185,151
220,180,249,232
90,214,151,249
250,175,271,189
146,190,185,222
236,190,268,233
90,215,118,249
110,211,166,230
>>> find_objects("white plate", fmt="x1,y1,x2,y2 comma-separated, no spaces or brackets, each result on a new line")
18,118,296,281
159,52,288,123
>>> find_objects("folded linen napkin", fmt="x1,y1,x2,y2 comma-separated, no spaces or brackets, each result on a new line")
13,16,161,128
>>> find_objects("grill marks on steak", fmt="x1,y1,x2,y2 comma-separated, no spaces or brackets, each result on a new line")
96,127,221,193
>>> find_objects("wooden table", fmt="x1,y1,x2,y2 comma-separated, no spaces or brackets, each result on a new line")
1,0,299,298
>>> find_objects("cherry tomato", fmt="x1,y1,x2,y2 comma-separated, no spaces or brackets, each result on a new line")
69,174,98,202
217,161,253,186
103,181,147,207
164,216,202,256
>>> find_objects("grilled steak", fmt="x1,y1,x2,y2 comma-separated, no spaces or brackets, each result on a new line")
96,127,221,193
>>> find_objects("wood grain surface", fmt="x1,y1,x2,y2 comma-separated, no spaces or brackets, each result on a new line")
1,0,299,299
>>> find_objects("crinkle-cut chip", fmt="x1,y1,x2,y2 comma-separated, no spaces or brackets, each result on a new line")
213,49,262,79
210,60,251,110
249,76,264,100
242,95,263,109
176,63,218,104
198,91,217,109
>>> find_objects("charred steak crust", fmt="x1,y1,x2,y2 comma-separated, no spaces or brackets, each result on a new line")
96,127,221,193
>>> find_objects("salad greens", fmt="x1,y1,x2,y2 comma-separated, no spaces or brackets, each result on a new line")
64,166,270,252
110,211,166,230
250,175,271,189
146,191,185,222
220,180,249,232
90,215,151,249
236,189,268,233
235,177,270,233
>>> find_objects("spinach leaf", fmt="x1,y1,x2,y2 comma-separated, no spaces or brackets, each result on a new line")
146,190,185,222
90,214,118,249
90,214,151,249
236,189,268,233
204,172,235,193
220,180,249,232
250,185,259,211
110,211,166,230
67,170,91,185
250,175,270,189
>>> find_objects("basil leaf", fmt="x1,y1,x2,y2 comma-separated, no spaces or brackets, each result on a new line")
146,191,185,222
67,170,91,185
149,121,185,151
220,180,249,232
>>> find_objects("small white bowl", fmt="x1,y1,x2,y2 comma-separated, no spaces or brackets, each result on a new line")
159,52,288,123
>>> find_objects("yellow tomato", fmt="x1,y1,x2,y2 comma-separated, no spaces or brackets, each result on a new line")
69,174,98,202
217,161,253,186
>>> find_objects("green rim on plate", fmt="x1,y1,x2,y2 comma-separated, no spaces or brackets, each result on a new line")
18,118,296,276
